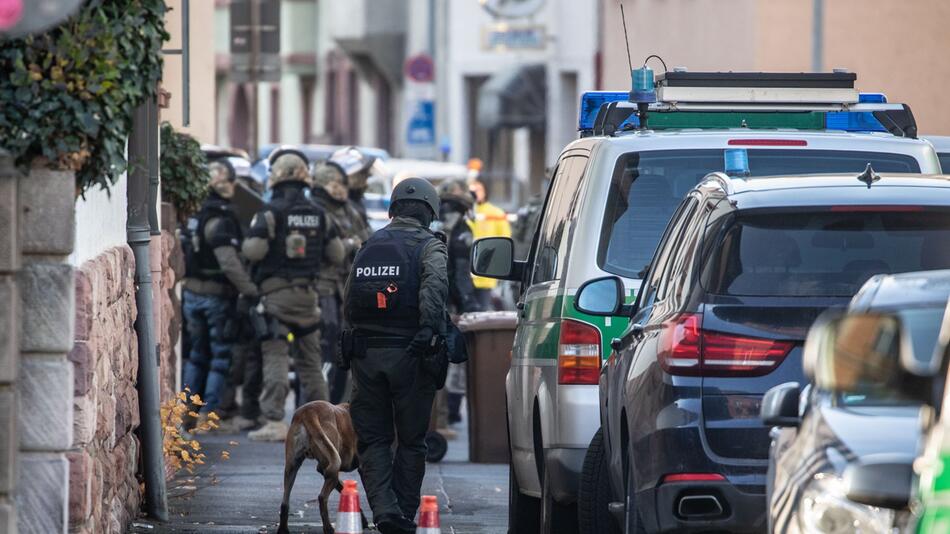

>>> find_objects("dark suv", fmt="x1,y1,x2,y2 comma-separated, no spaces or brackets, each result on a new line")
573,172,950,533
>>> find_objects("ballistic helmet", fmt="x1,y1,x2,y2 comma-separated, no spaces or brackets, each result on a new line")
268,147,310,187
208,159,236,199
311,162,349,203
438,178,474,211
390,177,439,216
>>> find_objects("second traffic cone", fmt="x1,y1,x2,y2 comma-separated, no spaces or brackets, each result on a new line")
336,479,362,534
417,495,441,533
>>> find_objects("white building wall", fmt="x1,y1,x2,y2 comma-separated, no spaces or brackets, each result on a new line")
69,175,128,267
441,0,598,167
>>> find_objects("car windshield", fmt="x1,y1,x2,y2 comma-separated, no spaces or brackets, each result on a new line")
597,149,920,278
704,210,950,297
839,306,946,406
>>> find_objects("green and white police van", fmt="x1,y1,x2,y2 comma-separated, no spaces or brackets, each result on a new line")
471,70,941,534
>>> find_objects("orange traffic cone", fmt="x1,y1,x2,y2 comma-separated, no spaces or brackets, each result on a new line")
417,495,441,533
336,479,362,534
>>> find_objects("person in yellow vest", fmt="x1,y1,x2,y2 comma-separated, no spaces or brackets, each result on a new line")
469,176,511,310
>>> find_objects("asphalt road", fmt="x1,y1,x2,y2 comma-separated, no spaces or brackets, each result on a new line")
130,417,508,534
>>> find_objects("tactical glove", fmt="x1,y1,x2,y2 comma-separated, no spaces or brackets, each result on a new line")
406,326,435,357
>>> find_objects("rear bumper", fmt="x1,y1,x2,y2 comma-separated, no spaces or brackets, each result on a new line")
544,447,587,504
644,481,766,533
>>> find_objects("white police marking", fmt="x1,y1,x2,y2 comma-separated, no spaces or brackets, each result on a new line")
355,265,400,278
287,214,321,227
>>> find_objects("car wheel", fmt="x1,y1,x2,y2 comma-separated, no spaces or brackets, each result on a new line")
509,461,541,534
578,428,621,534
541,451,579,534
624,457,646,534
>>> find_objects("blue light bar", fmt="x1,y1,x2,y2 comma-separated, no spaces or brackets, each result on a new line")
858,93,888,104
825,111,888,133
578,91,627,130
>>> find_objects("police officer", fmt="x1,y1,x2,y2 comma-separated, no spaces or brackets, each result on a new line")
328,146,376,224
343,178,448,534
182,159,259,422
242,148,345,442
311,161,371,403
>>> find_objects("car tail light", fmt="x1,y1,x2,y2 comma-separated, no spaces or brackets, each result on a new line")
662,473,726,484
657,314,703,376
558,319,601,385
658,314,793,377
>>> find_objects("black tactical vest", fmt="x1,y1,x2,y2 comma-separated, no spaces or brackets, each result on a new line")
184,199,235,283
254,185,326,283
347,227,435,331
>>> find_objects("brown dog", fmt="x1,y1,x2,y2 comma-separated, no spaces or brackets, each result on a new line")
277,401,367,534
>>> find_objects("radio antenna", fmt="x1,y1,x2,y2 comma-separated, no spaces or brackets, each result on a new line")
619,1,633,73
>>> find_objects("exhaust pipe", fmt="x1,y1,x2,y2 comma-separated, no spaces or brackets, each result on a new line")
677,494,724,518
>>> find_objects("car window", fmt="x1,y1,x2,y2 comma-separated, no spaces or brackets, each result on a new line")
664,198,713,303
532,155,588,283
644,197,698,306
597,149,921,279
938,153,950,173
703,209,950,297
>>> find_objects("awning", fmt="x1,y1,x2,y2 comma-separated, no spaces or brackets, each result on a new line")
477,64,546,130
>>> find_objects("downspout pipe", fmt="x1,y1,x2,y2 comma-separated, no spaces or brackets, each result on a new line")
128,100,169,521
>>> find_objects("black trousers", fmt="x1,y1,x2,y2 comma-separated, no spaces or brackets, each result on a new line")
351,346,436,520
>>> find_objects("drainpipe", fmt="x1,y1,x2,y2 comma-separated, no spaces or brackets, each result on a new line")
128,99,169,521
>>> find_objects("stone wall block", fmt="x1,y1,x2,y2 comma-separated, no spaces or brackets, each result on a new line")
73,270,92,343
0,276,17,383
16,453,68,534
18,168,74,256
0,388,16,494
71,392,95,449
66,451,92,529
19,263,74,353
17,357,73,451
67,342,93,397
0,174,18,273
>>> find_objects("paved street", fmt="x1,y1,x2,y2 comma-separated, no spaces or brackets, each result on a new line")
130,417,508,534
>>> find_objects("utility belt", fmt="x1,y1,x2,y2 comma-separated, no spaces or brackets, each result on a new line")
248,300,319,342
338,327,452,389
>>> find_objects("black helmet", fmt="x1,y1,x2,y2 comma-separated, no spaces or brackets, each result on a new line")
390,177,439,216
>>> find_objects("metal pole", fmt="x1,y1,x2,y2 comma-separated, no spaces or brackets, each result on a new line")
128,100,168,522
812,0,824,72
182,0,191,126
249,0,260,159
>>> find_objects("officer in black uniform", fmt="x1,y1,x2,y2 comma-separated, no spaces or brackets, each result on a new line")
182,159,258,421
343,177,448,534
242,148,344,442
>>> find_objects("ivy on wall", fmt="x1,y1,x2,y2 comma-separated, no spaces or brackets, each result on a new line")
0,0,168,193
159,121,208,221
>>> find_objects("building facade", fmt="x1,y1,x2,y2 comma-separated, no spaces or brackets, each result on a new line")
601,0,950,136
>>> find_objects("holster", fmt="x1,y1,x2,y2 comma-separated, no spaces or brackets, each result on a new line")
249,304,280,341
421,334,449,390
338,329,366,370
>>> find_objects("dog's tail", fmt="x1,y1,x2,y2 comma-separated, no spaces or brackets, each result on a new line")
303,415,342,474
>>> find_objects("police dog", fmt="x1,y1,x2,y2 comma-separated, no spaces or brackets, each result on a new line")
277,401,366,534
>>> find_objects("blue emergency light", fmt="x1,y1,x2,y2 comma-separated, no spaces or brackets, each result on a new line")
724,149,751,177
631,66,657,103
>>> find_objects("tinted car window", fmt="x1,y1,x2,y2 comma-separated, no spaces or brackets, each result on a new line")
938,153,950,173
598,149,921,278
532,155,588,283
841,305,945,405
703,209,950,297
640,197,697,308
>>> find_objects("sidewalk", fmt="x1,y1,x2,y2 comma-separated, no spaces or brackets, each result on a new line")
130,411,508,534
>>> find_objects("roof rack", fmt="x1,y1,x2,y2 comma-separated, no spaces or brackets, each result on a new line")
702,172,736,195
578,71,919,139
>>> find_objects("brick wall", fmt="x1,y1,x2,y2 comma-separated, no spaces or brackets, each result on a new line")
67,245,140,534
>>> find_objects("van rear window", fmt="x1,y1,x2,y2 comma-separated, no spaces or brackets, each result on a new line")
597,149,920,279
703,209,950,297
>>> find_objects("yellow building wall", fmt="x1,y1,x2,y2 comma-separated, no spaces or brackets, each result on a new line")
162,0,217,143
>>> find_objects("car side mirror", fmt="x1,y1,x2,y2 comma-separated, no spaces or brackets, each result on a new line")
844,454,914,510
574,276,634,317
471,237,524,281
803,311,939,406
761,382,801,427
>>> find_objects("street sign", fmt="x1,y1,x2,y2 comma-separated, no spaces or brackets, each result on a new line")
230,0,281,83
483,24,546,51
406,100,436,146
405,54,435,83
